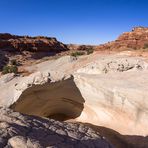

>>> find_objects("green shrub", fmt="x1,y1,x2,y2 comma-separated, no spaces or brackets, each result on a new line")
86,48,94,55
2,65,18,74
9,65,18,73
2,66,10,74
71,51,85,57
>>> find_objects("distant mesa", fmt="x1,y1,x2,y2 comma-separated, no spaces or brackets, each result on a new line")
1,26,148,53
96,26,148,51
0,33,68,52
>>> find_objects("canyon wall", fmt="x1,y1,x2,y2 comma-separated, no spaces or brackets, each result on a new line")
0,33,68,52
0,53,148,137
96,27,148,50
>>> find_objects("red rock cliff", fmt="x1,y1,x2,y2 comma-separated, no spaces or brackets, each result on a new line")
0,33,68,52
96,27,148,50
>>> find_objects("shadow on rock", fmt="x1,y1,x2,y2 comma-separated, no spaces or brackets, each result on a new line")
84,123,148,148
11,78,85,121
0,112,113,148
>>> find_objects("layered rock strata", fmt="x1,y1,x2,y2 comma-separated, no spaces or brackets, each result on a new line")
96,27,148,50
0,33,68,52
0,53,148,137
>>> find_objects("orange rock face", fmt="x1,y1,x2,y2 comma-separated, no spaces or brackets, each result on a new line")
96,27,148,50
0,33,68,52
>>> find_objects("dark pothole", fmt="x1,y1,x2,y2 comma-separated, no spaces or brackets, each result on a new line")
10,78,85,121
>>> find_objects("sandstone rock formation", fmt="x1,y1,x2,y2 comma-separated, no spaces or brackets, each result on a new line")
2,26,148,73
0,33,70,73
0,108,113,148
0,53,148,139
0,33,68,52
1,28,148,147
96,27,148,50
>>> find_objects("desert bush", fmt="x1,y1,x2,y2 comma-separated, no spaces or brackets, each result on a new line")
86,48,94,55
2,65,18,74
71,51,85,57
2,66,10,74
9,65,18,73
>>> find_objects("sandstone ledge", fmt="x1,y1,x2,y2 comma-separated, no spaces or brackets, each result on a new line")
0,108,113,148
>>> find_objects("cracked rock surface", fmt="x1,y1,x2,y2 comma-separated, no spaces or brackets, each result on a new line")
0,108,113,148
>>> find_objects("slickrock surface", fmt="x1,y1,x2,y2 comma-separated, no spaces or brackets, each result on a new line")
96,27,148,50
0,52,148,138
0,108,113,148
1,27,148,148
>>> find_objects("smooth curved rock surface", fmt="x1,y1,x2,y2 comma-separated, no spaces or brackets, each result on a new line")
11,78,85,121
74,71,148,136
0,53,148,136
0,108,113,148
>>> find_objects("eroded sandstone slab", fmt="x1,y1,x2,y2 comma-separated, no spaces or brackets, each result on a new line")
0,108,113,148
74,71,148,136
0,53,148,137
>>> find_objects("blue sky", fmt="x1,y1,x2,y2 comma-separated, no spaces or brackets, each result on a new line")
0,0,147,44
